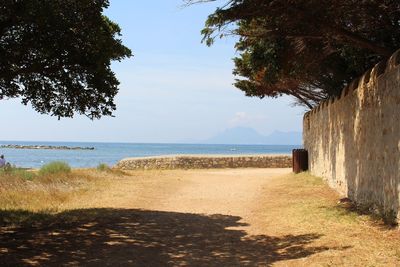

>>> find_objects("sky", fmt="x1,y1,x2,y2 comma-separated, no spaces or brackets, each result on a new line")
0,0,305,143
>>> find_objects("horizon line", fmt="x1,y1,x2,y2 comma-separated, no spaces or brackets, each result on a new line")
0,139,301,146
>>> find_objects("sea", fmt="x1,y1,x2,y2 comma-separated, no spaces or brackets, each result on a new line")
0,141,299,168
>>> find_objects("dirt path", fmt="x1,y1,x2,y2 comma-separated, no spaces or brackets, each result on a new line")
121,169,289,221
67,168,293,237
1,169,399,266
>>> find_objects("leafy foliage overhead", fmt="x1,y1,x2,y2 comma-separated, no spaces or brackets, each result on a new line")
186,0,400,108
0,0,132,118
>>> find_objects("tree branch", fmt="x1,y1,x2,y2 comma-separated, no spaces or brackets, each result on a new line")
327,26,393,57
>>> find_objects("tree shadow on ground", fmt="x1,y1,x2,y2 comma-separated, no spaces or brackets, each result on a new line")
0,209,346,266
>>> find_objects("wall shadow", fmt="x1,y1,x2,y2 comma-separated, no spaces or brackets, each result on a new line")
0,208,339,266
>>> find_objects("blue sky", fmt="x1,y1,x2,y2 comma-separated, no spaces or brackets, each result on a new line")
0,0,305,143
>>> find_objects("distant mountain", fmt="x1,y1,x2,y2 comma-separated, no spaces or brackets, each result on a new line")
201,127,302,145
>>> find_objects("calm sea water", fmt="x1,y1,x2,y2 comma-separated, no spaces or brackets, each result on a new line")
0,141,299,168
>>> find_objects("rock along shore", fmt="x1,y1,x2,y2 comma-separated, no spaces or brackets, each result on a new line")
0,144,95,150
116,154,292,170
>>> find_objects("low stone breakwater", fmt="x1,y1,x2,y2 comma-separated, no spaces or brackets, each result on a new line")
116,154,292,170
0,144,95,150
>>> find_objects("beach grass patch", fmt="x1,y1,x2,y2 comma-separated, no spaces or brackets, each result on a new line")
97,163,111,172
11,169,36,181
39,161,71,176
96,163,126,176
0,166,36,181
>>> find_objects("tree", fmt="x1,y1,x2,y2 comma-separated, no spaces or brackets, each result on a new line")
0,0,132,119
186,0,400,108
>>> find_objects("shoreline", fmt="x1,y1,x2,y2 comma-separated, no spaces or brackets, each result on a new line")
3,152,295,169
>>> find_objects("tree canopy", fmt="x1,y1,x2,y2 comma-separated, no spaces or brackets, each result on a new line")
0,0,132,119
187,0,400,108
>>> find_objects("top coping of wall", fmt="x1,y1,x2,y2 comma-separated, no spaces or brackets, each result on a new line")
119,154,292,161
304,48,400,120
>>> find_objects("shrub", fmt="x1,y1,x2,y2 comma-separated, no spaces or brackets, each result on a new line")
39,161,71,176
97,163,111,172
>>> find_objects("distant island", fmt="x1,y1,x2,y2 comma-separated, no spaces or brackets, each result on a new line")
0,144,95,150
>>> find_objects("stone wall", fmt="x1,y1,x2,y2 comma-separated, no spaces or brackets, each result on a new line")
116,154,292,170
303,49,400,222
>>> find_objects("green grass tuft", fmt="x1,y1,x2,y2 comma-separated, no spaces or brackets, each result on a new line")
39,161,71,176
97,163,111,172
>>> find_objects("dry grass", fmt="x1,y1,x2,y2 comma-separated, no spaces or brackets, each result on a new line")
256,172,400,266
268,172,393,227
0,169,399,266
0,167,128,226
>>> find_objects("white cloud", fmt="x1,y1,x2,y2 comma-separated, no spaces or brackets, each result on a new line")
228,112,268,127
229,112,248,125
